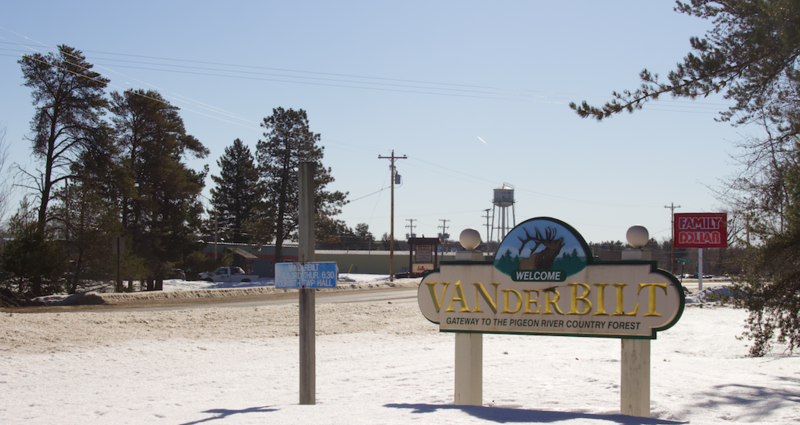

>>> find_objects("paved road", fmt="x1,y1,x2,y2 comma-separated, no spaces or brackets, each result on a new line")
19,287,419,313
132,287,418,312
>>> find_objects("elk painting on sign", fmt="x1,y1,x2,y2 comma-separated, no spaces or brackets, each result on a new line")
517,227,565,270
493,218,588,281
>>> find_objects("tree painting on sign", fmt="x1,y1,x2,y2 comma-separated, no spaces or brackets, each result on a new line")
494,218,588,282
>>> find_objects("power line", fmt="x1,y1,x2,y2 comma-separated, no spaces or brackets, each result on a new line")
0,40,728,113
0,32,732,218
9,44,681,215
348,186,390,203
0,41,733,109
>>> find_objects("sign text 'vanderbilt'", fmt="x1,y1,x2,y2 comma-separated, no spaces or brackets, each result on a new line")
417,218,685,339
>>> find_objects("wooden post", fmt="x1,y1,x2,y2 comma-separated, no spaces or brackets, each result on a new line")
299,162,315,405
620,247,650,417
454,333,482,405
378,151,406,281
453,244,484,406
621,339,650,417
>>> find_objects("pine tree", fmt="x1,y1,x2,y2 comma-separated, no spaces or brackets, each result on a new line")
18,45,109,234
111,89,208,290
253,107,347,267
210,139,260,243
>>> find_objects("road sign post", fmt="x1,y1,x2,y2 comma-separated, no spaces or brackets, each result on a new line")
298,162,315,405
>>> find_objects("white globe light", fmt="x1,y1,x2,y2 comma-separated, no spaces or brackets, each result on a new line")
626,225,649,249
459,228,481,250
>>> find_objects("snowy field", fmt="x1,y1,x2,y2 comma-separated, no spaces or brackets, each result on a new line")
2,276,799,424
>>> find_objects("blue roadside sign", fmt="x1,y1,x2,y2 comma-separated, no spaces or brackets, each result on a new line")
275,262,338,288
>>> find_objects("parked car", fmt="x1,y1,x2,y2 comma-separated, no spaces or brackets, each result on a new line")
167,269,186,280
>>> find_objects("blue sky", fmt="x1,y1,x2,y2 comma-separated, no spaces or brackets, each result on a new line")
0,1,755,244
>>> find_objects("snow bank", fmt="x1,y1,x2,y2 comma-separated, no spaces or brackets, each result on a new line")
37,274,421,306
685,286,736,305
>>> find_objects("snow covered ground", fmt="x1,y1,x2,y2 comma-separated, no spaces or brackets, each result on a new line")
2,276,799,424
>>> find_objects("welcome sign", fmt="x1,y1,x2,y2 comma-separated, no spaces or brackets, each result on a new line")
417,217,685,339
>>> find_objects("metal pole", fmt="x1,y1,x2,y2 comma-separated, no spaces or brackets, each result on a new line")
698,248,704,292
299,162,316,405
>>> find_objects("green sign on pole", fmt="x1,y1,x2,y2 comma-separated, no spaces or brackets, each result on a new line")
677,257,691,263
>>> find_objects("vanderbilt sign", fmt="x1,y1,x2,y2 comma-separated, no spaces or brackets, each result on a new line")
417,217,684,339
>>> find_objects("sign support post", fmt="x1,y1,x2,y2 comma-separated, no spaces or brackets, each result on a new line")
453,232,485,406
620,240,651,417
299,162,315,405
454,333,482,405
698,248,704,292
621,338,650,417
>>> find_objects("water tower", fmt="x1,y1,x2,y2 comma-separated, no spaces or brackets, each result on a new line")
491,183,516,244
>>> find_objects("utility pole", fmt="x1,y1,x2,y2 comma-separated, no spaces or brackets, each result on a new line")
405,218,416,239
439,219,450,253
664,203,681,274
378,150,406,282
482,209,491,252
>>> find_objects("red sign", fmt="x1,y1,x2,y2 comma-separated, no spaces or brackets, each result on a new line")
674,213,727,248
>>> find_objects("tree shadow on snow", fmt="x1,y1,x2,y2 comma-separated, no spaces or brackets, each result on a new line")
688,381,800,421
180,406,277,425
384,404,688,424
